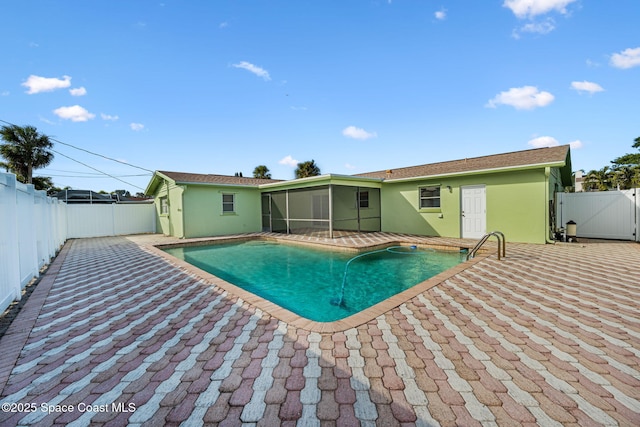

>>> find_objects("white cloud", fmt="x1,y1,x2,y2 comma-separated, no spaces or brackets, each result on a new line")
22,75,71,94
570,80,604,94
53,105,95,122
610,47,640,69
344,163,357,170
342,125,377,140
486,86,554,110
586,59,601,68
278,155,299,167
569,139,583,149
528,136,559,148
1,91,9,96
39,116,56,125
232,61,271,81
130,123,145,131
435,9,446,20
219,22,229,29
503,0,577,19
69,87,87,96
101,113,119,121
513,18,555,38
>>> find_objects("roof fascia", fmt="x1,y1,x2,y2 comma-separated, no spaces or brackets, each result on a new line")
174,181,261,190
258,174,383,190
144,171,175,195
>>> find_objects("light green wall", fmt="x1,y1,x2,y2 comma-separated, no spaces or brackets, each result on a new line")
153,179,184,237
149,166,565,243
380,168,551,243
182,185,262,238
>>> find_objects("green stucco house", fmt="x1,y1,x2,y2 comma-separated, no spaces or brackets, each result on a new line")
145,145,572,244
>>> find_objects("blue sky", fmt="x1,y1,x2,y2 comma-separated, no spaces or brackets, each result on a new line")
2,0,639,194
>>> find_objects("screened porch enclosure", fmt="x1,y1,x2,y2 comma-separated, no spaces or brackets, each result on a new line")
261,185,381,238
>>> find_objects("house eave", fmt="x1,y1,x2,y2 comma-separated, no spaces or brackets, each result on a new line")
258,173,383,190
144,171,175,196
176,181,262,190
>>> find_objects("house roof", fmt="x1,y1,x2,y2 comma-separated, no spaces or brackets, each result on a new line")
53,189,153,204
145,170,283,194
158,170,283,186
355,145,571,181
146,146,572,195
53,189,116,203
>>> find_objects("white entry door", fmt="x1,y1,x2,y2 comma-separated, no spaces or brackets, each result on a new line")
461,185,486,239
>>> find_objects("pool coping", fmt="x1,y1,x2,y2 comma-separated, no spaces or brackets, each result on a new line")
146,235,492,333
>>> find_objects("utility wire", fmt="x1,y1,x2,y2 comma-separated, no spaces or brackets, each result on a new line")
51,148,147,191
52,138,154,173
0,118,155,173
46,173,151,178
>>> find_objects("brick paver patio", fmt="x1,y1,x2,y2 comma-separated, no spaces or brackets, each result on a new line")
1,233,639,426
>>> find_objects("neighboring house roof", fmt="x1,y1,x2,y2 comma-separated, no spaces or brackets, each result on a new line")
53,190,116,204
356,145,571,182
53,189,153,204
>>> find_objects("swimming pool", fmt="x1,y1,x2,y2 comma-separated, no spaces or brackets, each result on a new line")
164,240,465,322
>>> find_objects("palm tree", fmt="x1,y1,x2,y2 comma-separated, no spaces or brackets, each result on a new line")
582,166,612,191
295,160,321,179
611,165,635,190
253,165,271,179
0,124,54,184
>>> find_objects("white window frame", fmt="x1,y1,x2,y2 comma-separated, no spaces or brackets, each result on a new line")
160,196,169,215
419,186,441,208
358,190,369,209
222,193,235,213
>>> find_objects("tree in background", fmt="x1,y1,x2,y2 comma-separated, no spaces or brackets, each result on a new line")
609,136,640,189
294,160,321,179
253,165,271,179
0,124,54,186
611,136,640,166
581,137,640,191
582,166,612,191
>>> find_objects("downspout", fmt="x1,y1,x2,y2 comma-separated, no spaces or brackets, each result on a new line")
165,177,173,238
179,185,186,239
544,167,555,244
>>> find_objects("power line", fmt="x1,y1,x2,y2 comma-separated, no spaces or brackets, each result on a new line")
51,149,147,191
0,118,155,173
52,138,154,173
46,173,151,178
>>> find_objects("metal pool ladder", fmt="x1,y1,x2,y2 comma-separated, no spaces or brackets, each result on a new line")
467,231,506,260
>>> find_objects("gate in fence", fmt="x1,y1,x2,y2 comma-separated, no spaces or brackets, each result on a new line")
557,189,638,241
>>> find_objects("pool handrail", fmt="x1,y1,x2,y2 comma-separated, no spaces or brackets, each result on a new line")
467,231,505,261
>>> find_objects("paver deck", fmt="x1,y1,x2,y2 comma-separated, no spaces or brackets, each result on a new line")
1,233,639,426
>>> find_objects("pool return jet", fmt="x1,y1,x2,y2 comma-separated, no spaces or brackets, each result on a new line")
330,245,426,308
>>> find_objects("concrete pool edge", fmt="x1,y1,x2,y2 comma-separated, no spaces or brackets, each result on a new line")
143,234,492,333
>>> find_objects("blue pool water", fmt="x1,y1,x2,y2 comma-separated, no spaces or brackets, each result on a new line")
164,240,465,322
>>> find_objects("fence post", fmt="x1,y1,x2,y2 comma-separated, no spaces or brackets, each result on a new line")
633,187,640,242
0,173,22,310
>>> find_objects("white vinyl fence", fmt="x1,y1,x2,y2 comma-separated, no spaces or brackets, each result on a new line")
557,189,639,241
66,204,156,238
1,172,156,313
